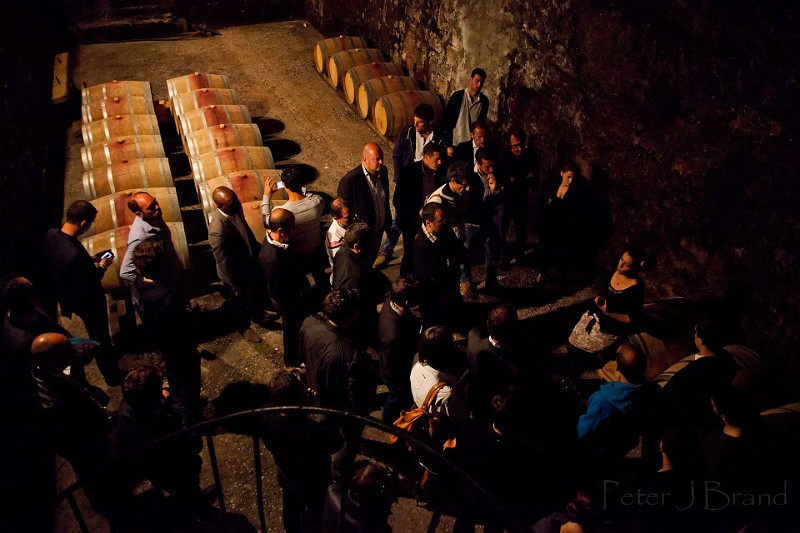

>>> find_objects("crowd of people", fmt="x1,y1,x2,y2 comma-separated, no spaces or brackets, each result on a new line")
1,66,797,532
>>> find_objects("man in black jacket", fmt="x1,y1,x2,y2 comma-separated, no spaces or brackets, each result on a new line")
337,143,392,265
393,143,446,276
260,208,311,367
40,200,118,384
299,288,377,482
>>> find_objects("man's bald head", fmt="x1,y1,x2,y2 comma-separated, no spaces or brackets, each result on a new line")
127,192,162,221
361,143,384,175
268,208,295,234
212,186,240,215
31,332,73,372
616,342,646,383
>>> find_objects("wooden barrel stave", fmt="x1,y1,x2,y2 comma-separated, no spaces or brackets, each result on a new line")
85,187,182,238
372,90,443,137
327,48,383,90
185,123,263,159
178,105,252,137
357,75,419,119
171,88,242,117
82,158,174,199
81,135,165,171
313,35,368,74
82,115,161,146
81,95,155,123
166,73,231,101
343,62,405,104
191,146,275,183
81,222,191,295
81,80,153,106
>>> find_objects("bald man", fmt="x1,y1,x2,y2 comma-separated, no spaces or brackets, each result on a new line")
337,143,391,265
120,191,181,297
260,208,310,367
208,186,274,343
31,332,116,512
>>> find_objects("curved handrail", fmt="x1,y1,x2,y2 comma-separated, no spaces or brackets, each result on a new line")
57,405,528,532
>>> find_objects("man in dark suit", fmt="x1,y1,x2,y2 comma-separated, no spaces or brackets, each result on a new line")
453,120,497,167
337,143,391,266
40,199,119,384
332,222,391,350
413,203,468,329
393,143,446,276
466,304,525,420
260,208,311,368
444,68,489,158
208,186,274,343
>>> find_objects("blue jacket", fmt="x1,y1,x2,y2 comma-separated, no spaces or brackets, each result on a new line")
577,381,646,440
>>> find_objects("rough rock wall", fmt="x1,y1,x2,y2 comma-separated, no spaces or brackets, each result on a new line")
306,0,800,384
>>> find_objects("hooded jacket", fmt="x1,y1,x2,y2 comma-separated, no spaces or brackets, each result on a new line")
577,381,651,452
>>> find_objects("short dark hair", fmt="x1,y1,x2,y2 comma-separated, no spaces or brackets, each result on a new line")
490,384,526,436
65,200,98,225
280,165,309,193
486,304,516,342
0,275,34,314
475,146,496,164
711,386,751,427
323,288,360,324
470,68,487,79
447,161,470,184
131,239,164,279
389,277,419,308
560,161,578,174
422,143,442,158
469,120,487,134
413,103,435,123
420,202,441,224
348,462,396,518
418,325,452,367
507,130,525,144
122,362,164,410
344,222,373,250
695,311,728,352
268,208,296,232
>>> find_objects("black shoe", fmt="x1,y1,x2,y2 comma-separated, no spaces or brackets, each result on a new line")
253,310,280,326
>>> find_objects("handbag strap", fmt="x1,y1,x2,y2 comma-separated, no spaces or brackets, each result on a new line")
421,381,448,411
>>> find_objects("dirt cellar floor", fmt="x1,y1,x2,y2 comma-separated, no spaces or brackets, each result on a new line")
55,20,596,532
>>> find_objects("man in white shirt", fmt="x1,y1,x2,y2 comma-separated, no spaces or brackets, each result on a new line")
444,68,489,157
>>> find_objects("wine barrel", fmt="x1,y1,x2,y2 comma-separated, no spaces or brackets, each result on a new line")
327,48,383,90
372,90,443,137
166,72,231,101
81,135,165,171
171,88,242,117
343,62,405,104
190,146,275,183
85,187,182,238
357,75,419,119
82,80,152,106
178,105,252,137
82,115,161,146
81,95,155,123
81,222,191,295
185,123,263,159
313,35,368,74
83,158,174,199
198,169,282,215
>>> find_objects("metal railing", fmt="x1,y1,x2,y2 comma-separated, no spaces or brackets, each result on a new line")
58,405,526,532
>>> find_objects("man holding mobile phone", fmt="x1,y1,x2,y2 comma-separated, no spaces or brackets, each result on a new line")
40,200,120,385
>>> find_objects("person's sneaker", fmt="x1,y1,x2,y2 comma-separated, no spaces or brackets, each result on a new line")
460,281,475,300
240,327,262,343
373,254,391,269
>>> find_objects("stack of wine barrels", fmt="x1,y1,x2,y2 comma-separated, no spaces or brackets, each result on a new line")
167,72,279,242
79,79,190,295
313,36,443,138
